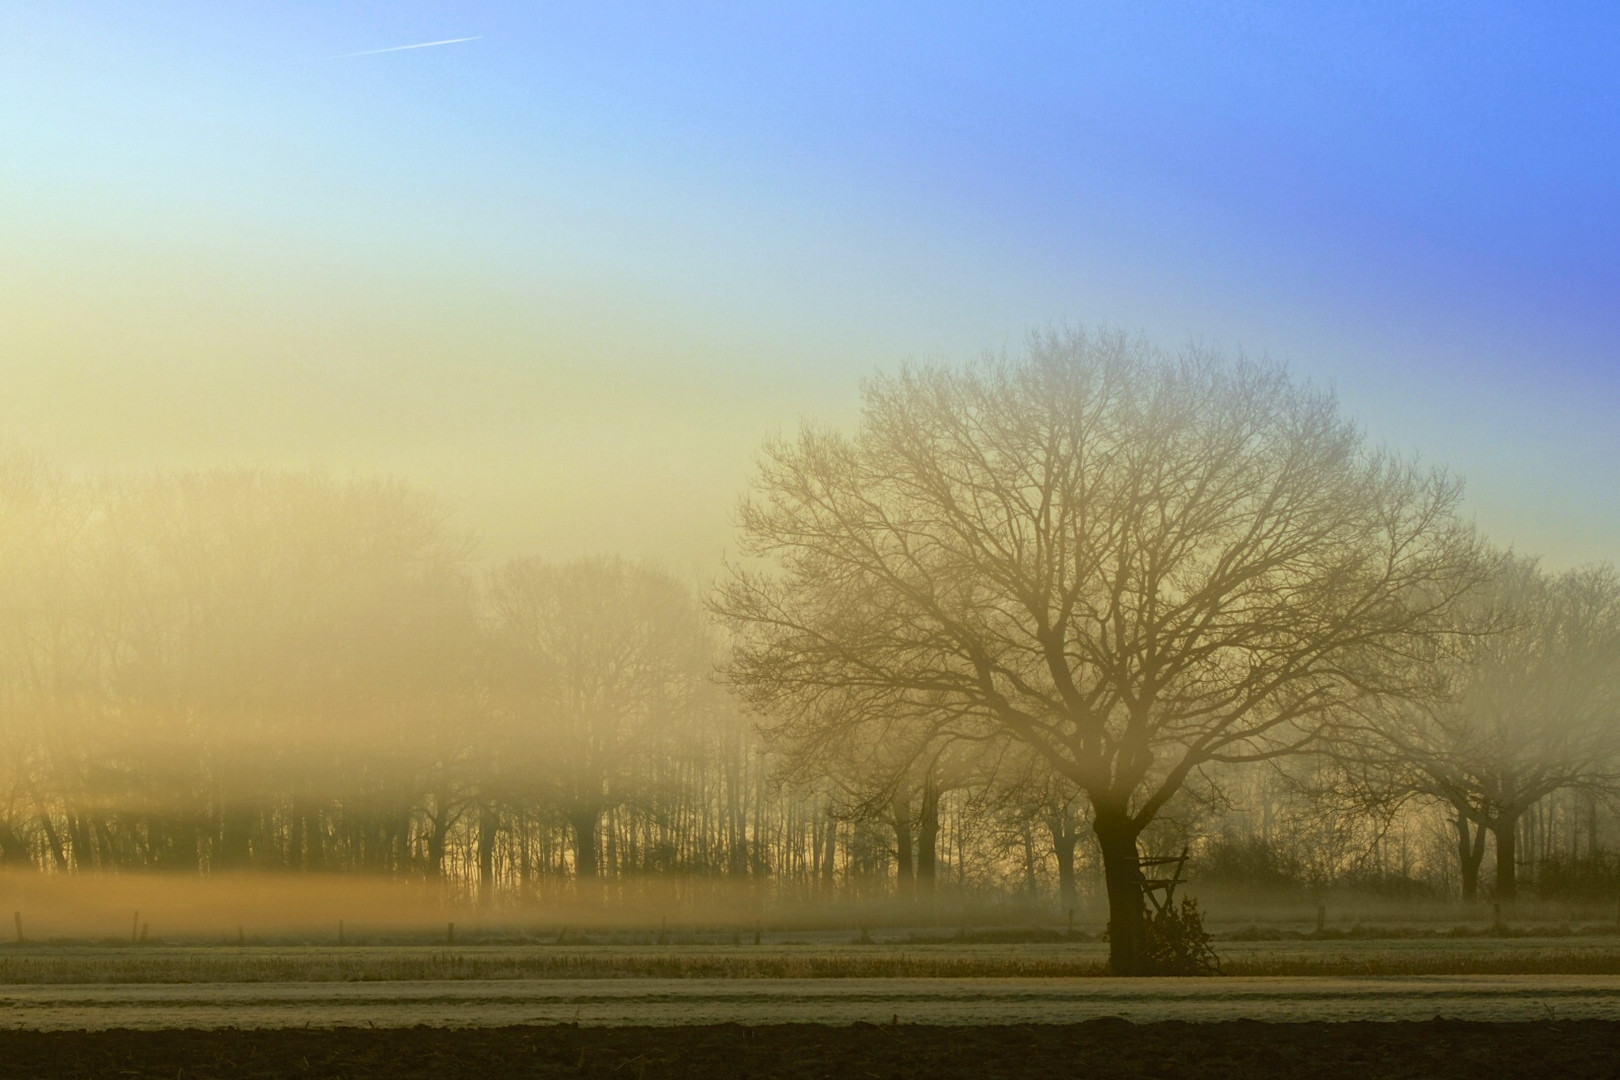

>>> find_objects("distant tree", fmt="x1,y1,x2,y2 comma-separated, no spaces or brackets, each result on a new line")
716,331,1483,973
1338,557,1620,900
761,683,1007,901
486,558,710,886
92,468,479,874
994,751,1090,912
0,449,92,871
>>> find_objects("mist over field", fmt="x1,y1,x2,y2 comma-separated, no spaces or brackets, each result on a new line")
3,333,1616,981
3,10,1620,1076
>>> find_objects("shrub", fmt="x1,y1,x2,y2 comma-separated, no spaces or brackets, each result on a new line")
1533,853,1620,901
1143,897,1222,975
1195,835,1304,892
1332,868,1449,901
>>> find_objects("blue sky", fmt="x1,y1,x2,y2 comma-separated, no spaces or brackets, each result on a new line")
2,2,1615,566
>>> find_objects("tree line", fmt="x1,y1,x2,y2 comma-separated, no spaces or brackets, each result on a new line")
2,330,1617,974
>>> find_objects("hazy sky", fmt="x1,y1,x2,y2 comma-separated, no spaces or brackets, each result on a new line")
3,2,1616,568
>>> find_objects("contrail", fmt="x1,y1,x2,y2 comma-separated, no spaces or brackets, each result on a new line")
331,36,482,59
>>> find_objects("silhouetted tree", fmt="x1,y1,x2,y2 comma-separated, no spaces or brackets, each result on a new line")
717,331,1483,973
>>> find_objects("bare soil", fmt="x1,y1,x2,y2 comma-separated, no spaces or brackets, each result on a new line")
1,1020,1617,1079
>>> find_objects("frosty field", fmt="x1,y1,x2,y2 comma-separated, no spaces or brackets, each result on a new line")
4,939,1620,1029
5,973,1620,1029
6,934,1620,983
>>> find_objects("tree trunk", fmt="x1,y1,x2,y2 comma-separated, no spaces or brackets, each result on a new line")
890,789,914,902
94,820,122,869
726,748,746,877
68,815,93,871
1494,816,1519,901
477,805,499,904
152,816,199,874
428,812,451,881
820,803,837,896
1455,812,1486,902
916,780,940,898
37,815,69,872
217,806,253,870
304,810,326,872
168,817,200,872
1021,821,1037,895
751,762,768,878
1050,816,1079,912
519,813,533,895
286,806,305,871
570,806,600,882
1093,806,1146,975
394,810,413,875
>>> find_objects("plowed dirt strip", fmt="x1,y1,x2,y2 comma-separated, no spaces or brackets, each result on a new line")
3,1021,1620,1079
3,975,1619,1028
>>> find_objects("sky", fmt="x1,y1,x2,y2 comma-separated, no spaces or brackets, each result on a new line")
2,2,1616,569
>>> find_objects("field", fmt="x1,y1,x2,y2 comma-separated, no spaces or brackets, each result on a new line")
6,973,1620,1029
4,939,1620,1029
7,933,1620,984
9,916,1620,1075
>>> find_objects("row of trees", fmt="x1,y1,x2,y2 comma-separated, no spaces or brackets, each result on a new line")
2,331,1617,973
0,460,1038,899
0,458,1095,900
0,462,748,888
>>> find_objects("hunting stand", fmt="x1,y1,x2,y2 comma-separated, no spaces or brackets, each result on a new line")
1138,846,1190,914
1136,845,1221,974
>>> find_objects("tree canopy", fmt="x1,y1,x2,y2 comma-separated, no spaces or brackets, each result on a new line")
717,330,1486,971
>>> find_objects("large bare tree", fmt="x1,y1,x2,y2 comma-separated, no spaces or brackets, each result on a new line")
716,331,1484,973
